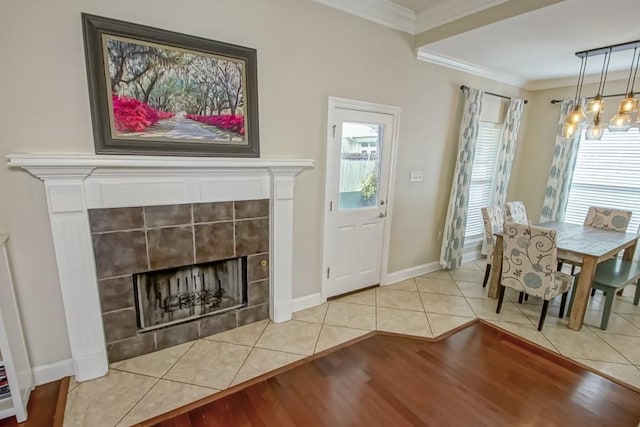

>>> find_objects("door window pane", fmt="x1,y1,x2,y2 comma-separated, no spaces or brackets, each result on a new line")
339,122,382,210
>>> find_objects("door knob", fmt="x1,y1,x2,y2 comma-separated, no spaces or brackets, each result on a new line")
378,212,387,218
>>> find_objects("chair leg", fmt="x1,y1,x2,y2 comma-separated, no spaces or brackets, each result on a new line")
524,293,529,301
518,291,524,304
538,300,550,331
634,281,640,306
557,261,563,271
567,286,576,316
559,292,568,318
482,264,491,288
591,288,596,297
601,287,616,330
496,285,506,314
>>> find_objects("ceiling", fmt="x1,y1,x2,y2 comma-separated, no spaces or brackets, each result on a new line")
313,0,640,90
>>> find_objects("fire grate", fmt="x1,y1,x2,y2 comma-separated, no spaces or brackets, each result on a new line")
134,257,247,331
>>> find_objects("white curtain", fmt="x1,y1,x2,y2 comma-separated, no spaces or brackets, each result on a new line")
539,100,582,222
480,97,525,255
490,98,525,206
440,87,484,269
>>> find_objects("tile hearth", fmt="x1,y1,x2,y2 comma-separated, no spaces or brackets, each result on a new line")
64,260,640,426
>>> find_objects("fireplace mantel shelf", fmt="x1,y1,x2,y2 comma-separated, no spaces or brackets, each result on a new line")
7,153,314,179
7,152,314,382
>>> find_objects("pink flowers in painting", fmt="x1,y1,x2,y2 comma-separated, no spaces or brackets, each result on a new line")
112,95,245,136
186,114,245,135
112,95,174,132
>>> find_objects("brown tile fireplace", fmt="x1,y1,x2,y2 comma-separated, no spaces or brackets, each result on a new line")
89,200,270,362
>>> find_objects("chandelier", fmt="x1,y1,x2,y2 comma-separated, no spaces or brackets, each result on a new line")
562,40,640,140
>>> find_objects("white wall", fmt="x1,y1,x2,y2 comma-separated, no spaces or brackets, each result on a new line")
0,0,529,368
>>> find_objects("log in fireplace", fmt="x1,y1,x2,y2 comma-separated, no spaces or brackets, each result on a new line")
134,257,247,331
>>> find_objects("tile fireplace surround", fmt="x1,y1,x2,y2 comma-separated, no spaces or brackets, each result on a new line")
90,199,271,363
7,154,313,382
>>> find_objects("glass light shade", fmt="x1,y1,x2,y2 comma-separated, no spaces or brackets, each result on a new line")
565,105,587,126
608,111,633,131
561,123,577,138
619,93,638,113
586,95,604,114
585,121,605,140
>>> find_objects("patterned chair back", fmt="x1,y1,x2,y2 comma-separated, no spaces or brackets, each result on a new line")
501,222,559,299
584,207,632,232
481,205,503,264
504,201,528,224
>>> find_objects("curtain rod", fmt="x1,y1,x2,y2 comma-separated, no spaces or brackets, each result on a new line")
459,85,528,104
550,92,627,104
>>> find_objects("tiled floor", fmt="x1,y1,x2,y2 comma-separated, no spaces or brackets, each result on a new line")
64,260,640,426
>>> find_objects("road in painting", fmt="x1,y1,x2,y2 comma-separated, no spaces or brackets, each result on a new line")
106,36,246,144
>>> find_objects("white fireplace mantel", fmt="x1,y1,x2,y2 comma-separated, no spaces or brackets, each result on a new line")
7,153,314,381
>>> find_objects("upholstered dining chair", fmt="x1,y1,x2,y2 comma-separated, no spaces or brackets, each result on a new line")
504,201,528,224
584,206,632,232
481,205,503,288
563,207,633,288
497,222,574,331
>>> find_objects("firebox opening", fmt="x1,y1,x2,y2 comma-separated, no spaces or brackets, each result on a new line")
133,257,247,332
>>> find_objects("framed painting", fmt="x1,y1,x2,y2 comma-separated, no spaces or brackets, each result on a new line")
81,13,259,157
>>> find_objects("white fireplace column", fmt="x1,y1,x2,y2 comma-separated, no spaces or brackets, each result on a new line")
7,154,313,381
269,169,297,323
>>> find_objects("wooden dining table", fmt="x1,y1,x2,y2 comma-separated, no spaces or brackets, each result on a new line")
487,221,640,331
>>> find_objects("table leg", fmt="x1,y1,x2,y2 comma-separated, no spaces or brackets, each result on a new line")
487,235,503,299
568,255,597,331
623,239,637,261
617,239,638,296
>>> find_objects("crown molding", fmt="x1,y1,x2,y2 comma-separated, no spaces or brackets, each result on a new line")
524,69,631,91
312,0,415,34
416,49,632,91
415,0,508,33
416,48,527,89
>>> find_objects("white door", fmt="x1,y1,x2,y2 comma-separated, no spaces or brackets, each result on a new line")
323,102,397,298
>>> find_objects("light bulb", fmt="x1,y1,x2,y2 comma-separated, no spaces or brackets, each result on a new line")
587,95,604,114
619,92,638,114
608,111,633,132
565,105,587,126
585,121,605,140
562,123,577,138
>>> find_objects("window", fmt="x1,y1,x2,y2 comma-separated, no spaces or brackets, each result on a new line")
464,122,502,238
564,127,640,232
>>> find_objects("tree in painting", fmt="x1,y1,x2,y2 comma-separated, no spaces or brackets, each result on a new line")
106,37,246,143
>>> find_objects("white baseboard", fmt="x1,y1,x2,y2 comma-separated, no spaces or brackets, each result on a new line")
293,256,481,314
74,351,109,382
272,301,293,323
291,292,324,312
382,261,442,285
462,249,483,264
462,237,483,264
32,358,74,386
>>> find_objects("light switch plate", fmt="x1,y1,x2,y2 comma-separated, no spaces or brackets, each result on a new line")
410,170,423,182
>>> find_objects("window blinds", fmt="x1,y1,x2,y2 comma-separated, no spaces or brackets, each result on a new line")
565,127,640,233
464,122,501,238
